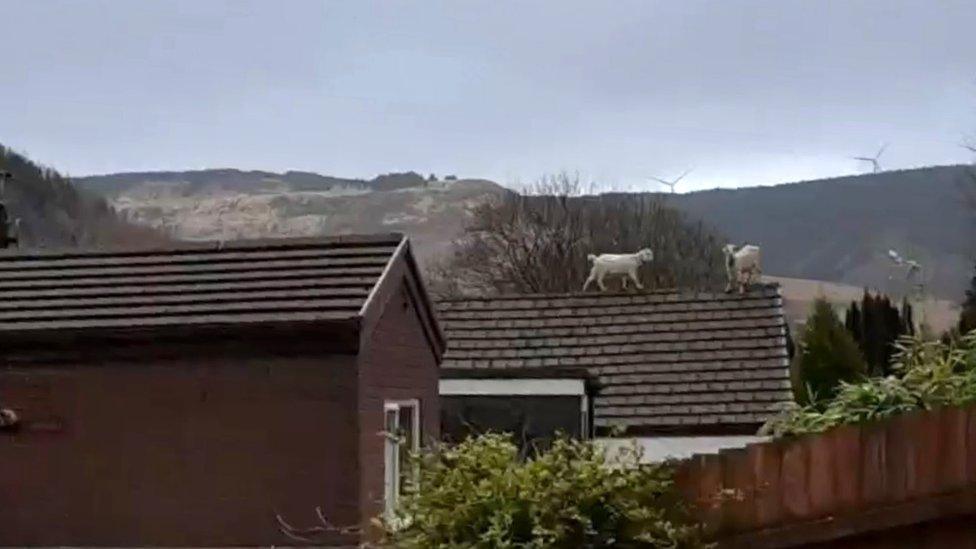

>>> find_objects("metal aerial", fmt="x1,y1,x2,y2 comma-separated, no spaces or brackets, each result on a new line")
886,248,923,297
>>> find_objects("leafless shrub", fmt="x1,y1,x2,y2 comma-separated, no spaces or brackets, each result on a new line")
438,172,726,296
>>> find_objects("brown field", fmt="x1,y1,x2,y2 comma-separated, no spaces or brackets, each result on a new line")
767,275,961,335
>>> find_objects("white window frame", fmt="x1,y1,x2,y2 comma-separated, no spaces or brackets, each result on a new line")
439,378,591,439
383,399,420,518
580,393,590,440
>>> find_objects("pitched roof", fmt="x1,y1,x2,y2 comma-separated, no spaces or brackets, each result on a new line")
0,234,408,335
437,285,791,434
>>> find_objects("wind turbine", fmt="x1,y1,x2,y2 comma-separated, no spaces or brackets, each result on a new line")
648,168,692,194
853,144,888,173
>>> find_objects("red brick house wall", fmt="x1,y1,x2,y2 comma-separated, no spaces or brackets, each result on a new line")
356,274,442,539
0,348,361,547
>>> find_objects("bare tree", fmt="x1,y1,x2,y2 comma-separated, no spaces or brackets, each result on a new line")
432,172,726,296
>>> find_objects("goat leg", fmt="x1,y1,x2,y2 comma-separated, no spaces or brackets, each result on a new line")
630,270,644,290
582,270,598,291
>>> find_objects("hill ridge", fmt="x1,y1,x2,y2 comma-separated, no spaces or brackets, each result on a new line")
78,164,975,300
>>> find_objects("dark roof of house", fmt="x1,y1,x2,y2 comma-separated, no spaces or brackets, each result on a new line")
437,284,791,434
0,234,441,349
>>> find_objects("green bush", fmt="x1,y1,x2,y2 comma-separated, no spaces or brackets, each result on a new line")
378,433,708,548
762,330,976,438
792,298,869,405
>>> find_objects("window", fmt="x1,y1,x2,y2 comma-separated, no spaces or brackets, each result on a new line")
383,399,420,517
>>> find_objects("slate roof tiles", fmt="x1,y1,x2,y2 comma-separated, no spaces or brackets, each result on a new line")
0,234,404,333
438,284,792,432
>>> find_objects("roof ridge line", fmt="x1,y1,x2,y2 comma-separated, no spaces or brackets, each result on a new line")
0,233,406,261
436,283,782,303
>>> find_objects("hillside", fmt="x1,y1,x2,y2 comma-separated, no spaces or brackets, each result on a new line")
78,169,505,262
78,165,975,300
667,165,974,299
0,145,167,250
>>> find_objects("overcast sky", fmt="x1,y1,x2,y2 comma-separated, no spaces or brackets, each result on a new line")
1,1,974,191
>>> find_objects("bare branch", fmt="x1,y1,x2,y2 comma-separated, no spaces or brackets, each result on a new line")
441,173,725,296
274,506,362,544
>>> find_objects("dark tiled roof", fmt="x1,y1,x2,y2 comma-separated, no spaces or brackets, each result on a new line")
0,234,404,333
437,285,791,432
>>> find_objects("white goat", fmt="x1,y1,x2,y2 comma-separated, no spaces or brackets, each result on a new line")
723,244,762,294
582,248,654,292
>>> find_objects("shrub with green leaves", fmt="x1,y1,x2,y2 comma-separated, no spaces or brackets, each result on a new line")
378,433,708,548
763,330,976,438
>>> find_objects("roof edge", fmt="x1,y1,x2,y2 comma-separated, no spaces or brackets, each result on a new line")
437,282,782,303
358,236,406,318
0,233,406,261
358,236,446,358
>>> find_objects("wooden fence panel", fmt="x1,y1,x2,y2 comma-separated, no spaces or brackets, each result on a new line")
719,447,754,533
779,437,810,520
860,421,887,506
938,406,968,491
830,423,862,513
675,404,976,546
748,440,784,528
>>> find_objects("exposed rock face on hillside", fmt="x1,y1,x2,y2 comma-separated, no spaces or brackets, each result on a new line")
80,169,505,262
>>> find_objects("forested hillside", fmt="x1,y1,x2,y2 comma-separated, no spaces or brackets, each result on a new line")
0,145,167,250
668,165,975,299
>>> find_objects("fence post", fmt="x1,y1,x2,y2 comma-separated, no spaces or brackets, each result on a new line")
719,447,755,533
884,412,913,504
780,436,810,520
748,440,784,529
830,423,862,514
860,421,887,506
939,405,969,492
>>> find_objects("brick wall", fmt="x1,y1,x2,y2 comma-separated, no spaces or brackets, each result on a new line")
0,351,360,547
356,276,441,539
674,405,976,547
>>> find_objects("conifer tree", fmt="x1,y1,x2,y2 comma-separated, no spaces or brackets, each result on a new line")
794,298,868,405
844,290,913,377
961,262,976,335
